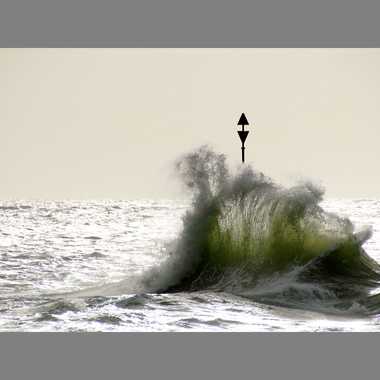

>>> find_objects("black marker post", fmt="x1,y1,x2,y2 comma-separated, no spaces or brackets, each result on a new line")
237,113,249,163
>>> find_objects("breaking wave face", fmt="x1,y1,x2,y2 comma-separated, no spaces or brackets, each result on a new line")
142,145,380,316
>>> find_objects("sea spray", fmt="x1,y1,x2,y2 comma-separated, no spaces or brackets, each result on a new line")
142,146,380,314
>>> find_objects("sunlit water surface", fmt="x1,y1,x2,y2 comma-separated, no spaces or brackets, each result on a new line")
1,199,380,331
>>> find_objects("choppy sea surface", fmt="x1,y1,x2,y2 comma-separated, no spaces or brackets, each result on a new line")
1,198,380,331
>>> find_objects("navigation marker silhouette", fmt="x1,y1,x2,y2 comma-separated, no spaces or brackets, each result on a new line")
237,113,250,163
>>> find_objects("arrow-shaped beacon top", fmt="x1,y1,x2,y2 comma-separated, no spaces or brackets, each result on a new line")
237,113,249,126
238,130,249,144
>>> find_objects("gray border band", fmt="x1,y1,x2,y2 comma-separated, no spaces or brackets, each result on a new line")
1,0,380,47
0,333,379,380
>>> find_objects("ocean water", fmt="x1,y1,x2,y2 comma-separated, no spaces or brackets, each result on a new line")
1,197,380,332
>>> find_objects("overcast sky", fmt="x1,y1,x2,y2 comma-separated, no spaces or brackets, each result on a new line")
1,48,380,199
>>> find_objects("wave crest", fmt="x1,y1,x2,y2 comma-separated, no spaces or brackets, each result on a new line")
142,146,380,315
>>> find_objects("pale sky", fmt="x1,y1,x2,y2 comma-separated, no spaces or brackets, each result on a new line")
1,48,380,199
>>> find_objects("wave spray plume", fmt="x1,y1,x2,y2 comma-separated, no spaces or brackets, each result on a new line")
142,146,380,315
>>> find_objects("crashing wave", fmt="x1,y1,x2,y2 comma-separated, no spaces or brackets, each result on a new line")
142,146,380,315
